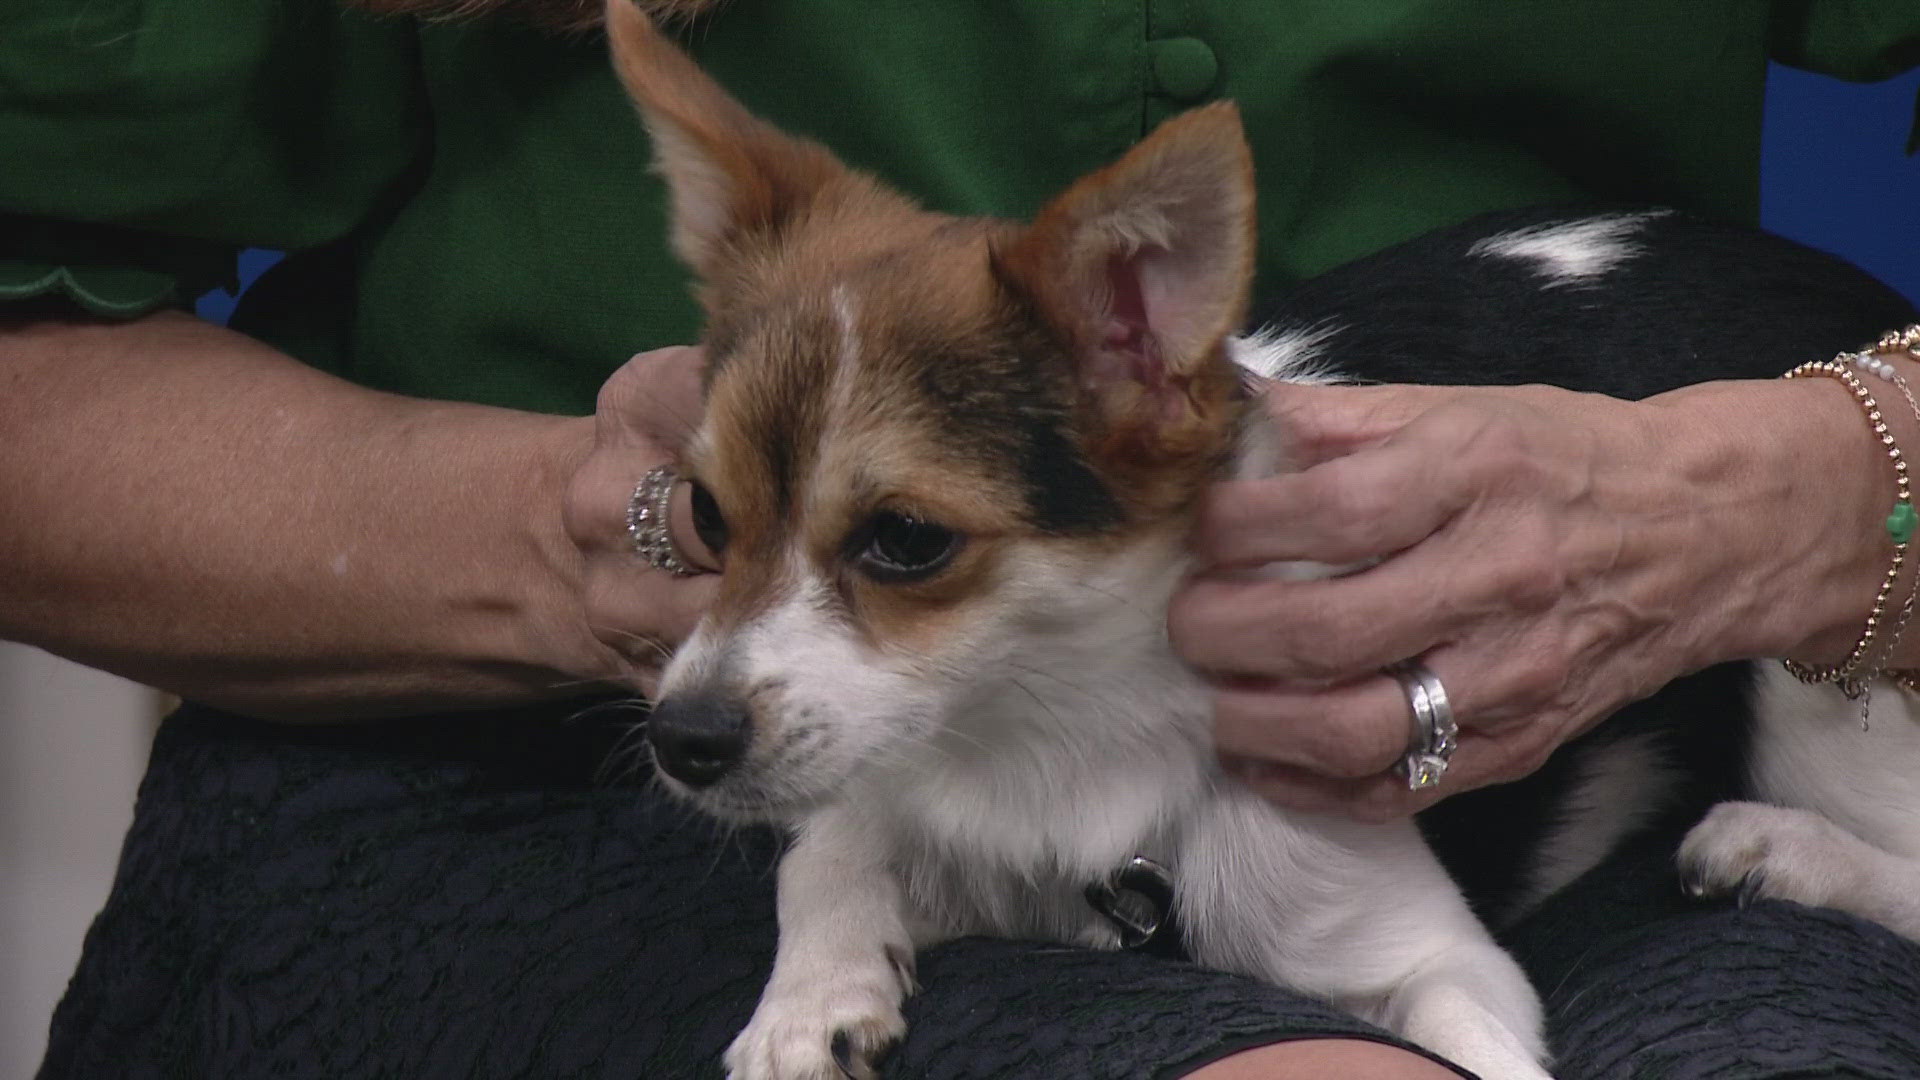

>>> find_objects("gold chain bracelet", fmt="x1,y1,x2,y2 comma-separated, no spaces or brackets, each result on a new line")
1779,360,1910,694
1873,326,1920,695
1781,324,1920,719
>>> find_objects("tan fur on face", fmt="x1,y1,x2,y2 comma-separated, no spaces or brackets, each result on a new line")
611,1,1257,666
688,222,1048,659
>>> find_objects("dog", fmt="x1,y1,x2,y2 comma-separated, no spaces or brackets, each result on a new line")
603,5,1920,1078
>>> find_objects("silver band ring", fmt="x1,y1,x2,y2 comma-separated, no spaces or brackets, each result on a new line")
626,464,699,577
1387,660,1458,791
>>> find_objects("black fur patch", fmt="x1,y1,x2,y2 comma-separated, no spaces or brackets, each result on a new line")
1251,206,1917,397
898,310,1123,536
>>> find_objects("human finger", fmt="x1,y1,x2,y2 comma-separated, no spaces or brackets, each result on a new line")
1190,456,1458,572
1209,676,1414,780
1173,503,1572,684
1199,384,1575,569
1190,397,1522,569
1260,381,1469,466
583,563,719,666
563,440,720,572
564,449,659,556
1221,715,1559,821
1208,645,1568,779
595,345,707,450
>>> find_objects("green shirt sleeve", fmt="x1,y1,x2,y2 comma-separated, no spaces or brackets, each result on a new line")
0,0,424,317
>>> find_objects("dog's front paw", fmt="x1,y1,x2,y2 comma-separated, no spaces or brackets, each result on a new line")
1677,801,1869,910
725,950,914,1080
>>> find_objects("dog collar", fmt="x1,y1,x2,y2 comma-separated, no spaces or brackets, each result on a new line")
1084,855,1185,960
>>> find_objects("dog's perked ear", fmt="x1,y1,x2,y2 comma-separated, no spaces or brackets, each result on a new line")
605,0,850,279
994,103,1254,480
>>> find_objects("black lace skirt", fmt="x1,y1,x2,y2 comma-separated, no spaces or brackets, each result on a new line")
36,704,1920,1079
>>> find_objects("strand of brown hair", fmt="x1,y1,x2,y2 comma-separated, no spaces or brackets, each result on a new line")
344,0,721,35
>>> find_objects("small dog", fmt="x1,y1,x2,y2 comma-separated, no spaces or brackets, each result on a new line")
604,5,1920,1078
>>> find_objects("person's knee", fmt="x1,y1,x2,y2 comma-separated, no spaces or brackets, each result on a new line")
1178,1038,1462,1079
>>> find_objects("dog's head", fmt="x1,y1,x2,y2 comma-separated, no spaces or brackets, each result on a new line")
607,1,1255,819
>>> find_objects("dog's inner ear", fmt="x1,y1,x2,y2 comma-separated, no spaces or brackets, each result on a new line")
605,0,849,278
995,103,1255,464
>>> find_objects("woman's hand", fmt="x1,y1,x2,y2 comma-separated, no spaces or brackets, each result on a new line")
565,346,719,697
1169,376,1889,820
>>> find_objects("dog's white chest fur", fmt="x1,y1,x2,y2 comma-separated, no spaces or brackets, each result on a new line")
873,671,1214,947
845,548,1217,944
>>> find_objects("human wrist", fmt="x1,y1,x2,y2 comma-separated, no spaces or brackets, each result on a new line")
440,407,630,696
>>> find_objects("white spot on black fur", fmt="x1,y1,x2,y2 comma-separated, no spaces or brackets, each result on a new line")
1229,323,1347,385
1467,210,1671,288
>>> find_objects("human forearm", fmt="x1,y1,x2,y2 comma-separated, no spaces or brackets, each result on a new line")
0,310,618,719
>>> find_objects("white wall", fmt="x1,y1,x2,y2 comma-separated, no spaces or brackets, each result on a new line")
0,645,154,1080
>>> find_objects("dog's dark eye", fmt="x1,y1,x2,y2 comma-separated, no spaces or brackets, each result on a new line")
688,479,728,558
856,512,959,583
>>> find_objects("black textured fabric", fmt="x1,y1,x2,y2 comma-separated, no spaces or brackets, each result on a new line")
1507,823,1920,1080
36,704,1920,1079
35,705,1458,1080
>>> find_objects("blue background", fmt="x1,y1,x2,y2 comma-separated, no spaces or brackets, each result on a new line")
1761,65,1918,307
196,64,1920,324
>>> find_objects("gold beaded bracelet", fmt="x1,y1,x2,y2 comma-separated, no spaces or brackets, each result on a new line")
1876,324,1920,360
1873,326,1920,694
1782,324,1920,718
1779,360,1910,695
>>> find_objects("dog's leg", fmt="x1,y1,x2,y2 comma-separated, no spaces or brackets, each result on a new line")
1677,663,1920,939
1178,786,1554,1080
725,806,917,1080
1678,800,1920,936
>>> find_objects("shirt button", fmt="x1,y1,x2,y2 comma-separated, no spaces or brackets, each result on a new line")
1149,37,1219,102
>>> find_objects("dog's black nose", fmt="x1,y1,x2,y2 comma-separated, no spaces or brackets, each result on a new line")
647,695,750,787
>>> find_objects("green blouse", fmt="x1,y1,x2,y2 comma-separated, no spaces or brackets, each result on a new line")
2,1,1916,415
